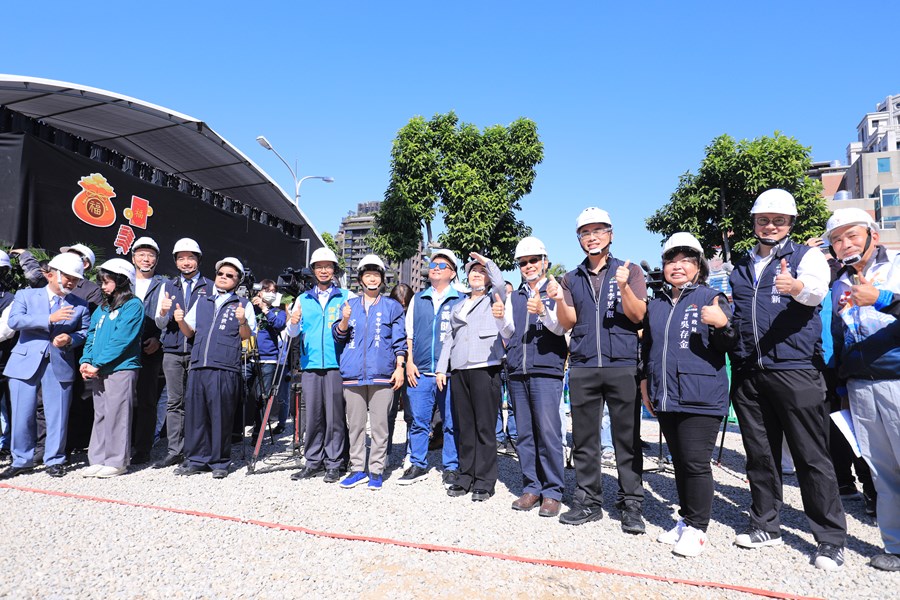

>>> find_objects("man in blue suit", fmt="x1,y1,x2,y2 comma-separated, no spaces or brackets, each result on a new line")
0,253,91,478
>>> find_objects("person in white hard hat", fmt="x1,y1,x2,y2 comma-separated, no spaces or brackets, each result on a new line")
127,236,167,464
494,236,567,517
286,246,353,483
0,253,91,479
549,207,648,532
153,238,210,469
79,259,144,478
332,254,407,491
640,232,736,557
825,207,900,572
172,257,256,478
728,189,847,571
60,243,103,312
398,248,464,488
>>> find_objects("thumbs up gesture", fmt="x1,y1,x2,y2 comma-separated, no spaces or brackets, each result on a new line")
850,270,879,306
546,273,563,301
160,291,173,315
341,301,352,321
774,259,799,295
700,296,728,328
173,303,184,323
290,301,302,325
491,293,505,318
526,294,544,315
615,260,631,287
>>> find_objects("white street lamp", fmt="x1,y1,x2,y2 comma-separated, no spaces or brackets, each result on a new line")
256,135,334,206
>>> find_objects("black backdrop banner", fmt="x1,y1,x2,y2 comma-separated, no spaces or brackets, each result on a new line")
0,133,309,280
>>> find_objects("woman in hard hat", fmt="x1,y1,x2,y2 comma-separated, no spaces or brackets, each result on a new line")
332,254,407,491
435,252,507,502
79,259,145,478
641,233,736,556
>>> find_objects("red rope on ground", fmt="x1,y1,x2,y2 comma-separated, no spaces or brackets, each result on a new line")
0,483,823,600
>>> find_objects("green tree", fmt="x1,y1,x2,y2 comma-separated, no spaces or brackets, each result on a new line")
373,111,543,270
547,262,567,279
646,132,829,258
321,231,346,271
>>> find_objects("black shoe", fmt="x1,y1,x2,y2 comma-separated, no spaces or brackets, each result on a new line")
131,451,151,465
291,465,325,481
471,488,493,502
447,484,468,497
273,423,285,435
734,526,782,548
397,465,429,486
870,552,900,572
323,468,341,483
441,469,459,488
619,501,645,534
0,465,34,479
211,469,229,479
813,542,844,571
559,503,603,525
864,493,877,517
45,464,66,478
174,463,206,477
153,453,183,469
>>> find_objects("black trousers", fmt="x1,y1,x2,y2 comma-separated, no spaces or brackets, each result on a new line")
823,368,875,497
184,368,239,470
450,367,501,493
569,366,644,508
731,369,847,546
658,412,722,532
132,349,163,456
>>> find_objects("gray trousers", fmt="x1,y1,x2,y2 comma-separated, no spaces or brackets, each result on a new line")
344,384,393,475
88,369,138,469
161,353,190,457
302,370,346,470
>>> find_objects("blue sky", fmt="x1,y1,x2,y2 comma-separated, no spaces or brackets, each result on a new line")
1,1,892,278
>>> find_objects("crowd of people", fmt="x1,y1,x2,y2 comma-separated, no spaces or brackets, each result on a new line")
0,189,898,574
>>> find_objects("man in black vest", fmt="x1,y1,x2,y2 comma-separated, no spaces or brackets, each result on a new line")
552,207,647,533
729,189,846,571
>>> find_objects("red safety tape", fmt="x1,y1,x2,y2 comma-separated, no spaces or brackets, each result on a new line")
0,483,823,600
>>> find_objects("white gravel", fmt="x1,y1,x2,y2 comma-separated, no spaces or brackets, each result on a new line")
0,413,893,599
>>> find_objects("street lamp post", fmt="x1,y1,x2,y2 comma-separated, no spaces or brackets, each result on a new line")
255,135,334,206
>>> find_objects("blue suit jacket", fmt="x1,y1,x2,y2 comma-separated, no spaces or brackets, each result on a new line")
2,288,91,383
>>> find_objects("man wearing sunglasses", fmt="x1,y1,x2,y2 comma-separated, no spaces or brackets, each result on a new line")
398,249,463,487
172,257,256,478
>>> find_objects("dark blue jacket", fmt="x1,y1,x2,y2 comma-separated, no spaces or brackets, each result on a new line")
140,275,166,345
189,293,249,373
161,275,210,355
505,281,567,378
255,306,286,361
410,286,463,374
333,295,407,386
729,241,822,372
564,256,641,368
643,284,735,416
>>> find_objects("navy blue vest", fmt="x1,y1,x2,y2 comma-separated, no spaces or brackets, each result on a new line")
0,289,16,370
729,240,822,372
189,293,247,372
506,282,567,378
161,276,210,354
140,275,166,343
565,256,641,368
645,285,729,416
411,287,463,373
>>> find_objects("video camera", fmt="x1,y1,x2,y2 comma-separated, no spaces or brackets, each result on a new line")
276,267,316,296
235,266,256,299
640,260,666,298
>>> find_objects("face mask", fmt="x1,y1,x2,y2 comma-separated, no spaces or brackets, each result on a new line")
138,265,154,273
262,292,277,304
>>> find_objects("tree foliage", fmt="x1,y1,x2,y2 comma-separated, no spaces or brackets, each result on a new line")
646,132,829,258
373,111,543,270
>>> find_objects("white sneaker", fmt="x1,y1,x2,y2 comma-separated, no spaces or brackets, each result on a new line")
657,519,686,545
673,525,708,557
95,466,126,478
81,464,104,478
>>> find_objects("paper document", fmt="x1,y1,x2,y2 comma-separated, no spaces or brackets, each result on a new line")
830,409,862,459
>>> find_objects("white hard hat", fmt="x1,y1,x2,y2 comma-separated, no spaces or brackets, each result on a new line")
430,248,459,270
576,207,612,231
60,243,96,268
215,257,245,280
172,238,202,257
662,232,704,257
824,208,877,242
131,236,160,254
0,250,10,269
309,247,339,267
98,258,136,290
48,253,85,279
514,236,547,259
357,254,386,275
750,189,797,216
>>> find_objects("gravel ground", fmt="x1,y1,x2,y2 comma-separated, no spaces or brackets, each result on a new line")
0,413,894,599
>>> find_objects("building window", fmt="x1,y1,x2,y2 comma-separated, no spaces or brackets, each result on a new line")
878,157,891,173
882,216,900,229
883,188,900,207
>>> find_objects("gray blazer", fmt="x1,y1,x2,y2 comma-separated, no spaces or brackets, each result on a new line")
435,259,506,374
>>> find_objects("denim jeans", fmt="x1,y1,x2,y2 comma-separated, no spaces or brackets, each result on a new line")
600,402,613,453
496,384,517,443
407,374,458,470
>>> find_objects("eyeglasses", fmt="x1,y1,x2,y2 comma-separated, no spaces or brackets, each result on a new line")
754,216,790,227
578,227,612,240
216,271,238,280
518,257,542,268
313,264,334,271
429,262,453,271
663,257,698,267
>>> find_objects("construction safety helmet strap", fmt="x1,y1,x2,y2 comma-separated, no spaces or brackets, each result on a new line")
824,208,877,266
